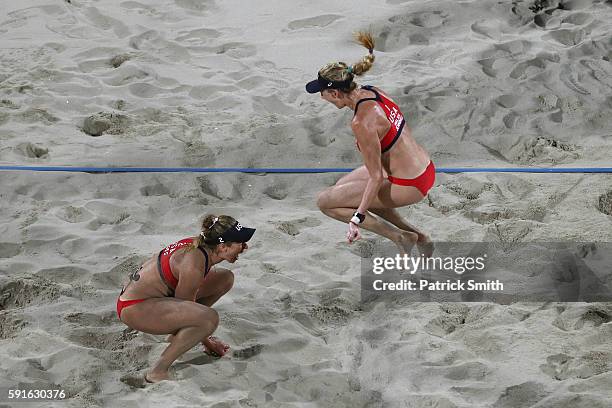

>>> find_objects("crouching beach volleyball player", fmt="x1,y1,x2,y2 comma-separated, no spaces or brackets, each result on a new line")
306,31,435,256
117,215,255,383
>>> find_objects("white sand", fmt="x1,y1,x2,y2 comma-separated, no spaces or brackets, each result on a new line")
1,0,612,406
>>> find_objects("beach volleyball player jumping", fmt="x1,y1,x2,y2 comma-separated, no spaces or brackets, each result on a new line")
117,215,255,383
306,31,435,255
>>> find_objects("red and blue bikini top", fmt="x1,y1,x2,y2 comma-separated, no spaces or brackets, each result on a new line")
354,85,405,153
157,238,210,295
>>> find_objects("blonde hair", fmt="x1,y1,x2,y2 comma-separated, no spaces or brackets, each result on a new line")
192,214,237,250
318,31,376,92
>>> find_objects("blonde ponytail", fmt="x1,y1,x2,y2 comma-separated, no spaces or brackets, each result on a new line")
316,31,376,92
350,31,375,76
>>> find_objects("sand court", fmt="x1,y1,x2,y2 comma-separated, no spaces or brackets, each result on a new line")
2,0,612,406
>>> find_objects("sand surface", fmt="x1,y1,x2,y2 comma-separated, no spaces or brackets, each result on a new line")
1,0,612,406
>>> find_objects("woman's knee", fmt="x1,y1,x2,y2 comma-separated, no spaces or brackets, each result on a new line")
199,307,219,332
316,189,330,210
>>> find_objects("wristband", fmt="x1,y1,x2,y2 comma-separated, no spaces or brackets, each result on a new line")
350,211,366,225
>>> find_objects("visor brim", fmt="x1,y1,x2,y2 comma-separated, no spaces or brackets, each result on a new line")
221,227,256,243
305,79,322,94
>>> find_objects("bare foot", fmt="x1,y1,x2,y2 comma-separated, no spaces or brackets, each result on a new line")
395,231,418,255
145,370,170,383
168,334,230,357
202,336,230,357
416,235,434,258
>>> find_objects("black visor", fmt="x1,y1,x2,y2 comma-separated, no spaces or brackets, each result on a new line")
215,221,255,244
305,74,352,93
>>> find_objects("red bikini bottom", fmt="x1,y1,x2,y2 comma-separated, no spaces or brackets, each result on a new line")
387,161,435,196
116,296,146,319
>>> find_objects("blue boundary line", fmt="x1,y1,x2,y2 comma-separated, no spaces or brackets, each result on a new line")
0,165,611,174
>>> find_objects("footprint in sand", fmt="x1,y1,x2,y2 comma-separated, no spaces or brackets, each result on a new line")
597,190,612,216
86,212,132,232
508,56,548,80
287,14,342,30
190,84,240,100
560,0,594,10
0,111,8,126
495,94,520,109
388,11,445,28
74,51,125,73
510,136,579,164
175,28,221,43
485,220,536,246
130,82,174,98
341,238,377,258
471,20,504,41
174,0,216,13
128,29,157,50
234,74,272,91
421,95,467,124
2,5,64,32
232,344,264,359
309,304,352,325
376,16,439,52
494,39,531,55
64,311,117,327
553,305,612,330
197,176,226,200
540,352,612,380
301,116,340,147
424,304,469,336
250,123,302,146
0,276,61,310
253,95,298,116
580,59,610,83
129,32,190,61
532,393,611,407
82,7,130,38
263,184,289,201
559,64,591,95
103,65,149,86
16,108,59,125
35,266,90,285
55,205,94,223
0,312,27,338
212,42,257,58
577,308,612,328
443,361,490,381
119,1,157,14
492,381,548,408
274,217,321,236
14,142,49,159
547,28,586,46
562,12,592,25
502,111,521,129
119,373,147,388
139,182,170,197
0,242,21,258
307,128,335,147
68,327,138,351
291,312,324,337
